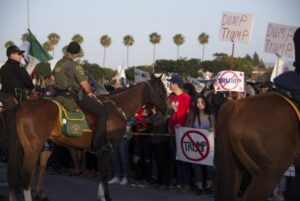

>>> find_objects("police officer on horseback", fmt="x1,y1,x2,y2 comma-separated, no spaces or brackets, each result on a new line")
53,41,110,153
0,45,34,103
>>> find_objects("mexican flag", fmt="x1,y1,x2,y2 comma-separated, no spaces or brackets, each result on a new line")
20,29,52,75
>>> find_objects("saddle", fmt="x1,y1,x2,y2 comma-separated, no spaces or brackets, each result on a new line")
51,99,93,137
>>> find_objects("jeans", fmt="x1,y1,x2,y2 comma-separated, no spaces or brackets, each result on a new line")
275,176,287,192
112,136,129,177
192,164,214,187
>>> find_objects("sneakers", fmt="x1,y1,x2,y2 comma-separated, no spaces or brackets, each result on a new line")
108,177,120,184
120,177,128,185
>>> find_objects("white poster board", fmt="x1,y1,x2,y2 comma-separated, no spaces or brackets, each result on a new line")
219,12,254,43
215,70,245,92
175,127,214,166
134,68,150,83
264,23,298,58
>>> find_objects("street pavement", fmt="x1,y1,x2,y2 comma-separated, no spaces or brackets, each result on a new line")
0,161,213,201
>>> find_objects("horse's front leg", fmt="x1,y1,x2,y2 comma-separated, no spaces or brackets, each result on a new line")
96,152,112,201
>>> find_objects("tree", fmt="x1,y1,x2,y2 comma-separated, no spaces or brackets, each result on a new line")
100,35,112,67
21,33,29,42
48,33,60,57
123,35,134,67
43,41,53,52
173,34,185,60
253,52,260,66
198,32,209,61
149,32,161,69
4,41,15,48
72,34,84,44
62,45,68,56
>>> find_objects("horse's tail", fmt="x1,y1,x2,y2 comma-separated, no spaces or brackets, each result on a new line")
214,101,243,201
6,105,24,194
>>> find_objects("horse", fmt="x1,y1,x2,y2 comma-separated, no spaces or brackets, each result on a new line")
214,92,300,201
0,76,55,201
7,74,168,201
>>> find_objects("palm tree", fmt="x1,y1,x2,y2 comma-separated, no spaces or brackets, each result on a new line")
4,41,15,48
173,34,185,60
100,35,112,67
72,34,84,44
43,41,53,52
149,33,161,72
198,32,209,61
21,33,29,42
48,33,60,57
123,35,134,67
62,45,68,56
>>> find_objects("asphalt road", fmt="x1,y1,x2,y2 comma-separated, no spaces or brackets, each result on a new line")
0,161,213,201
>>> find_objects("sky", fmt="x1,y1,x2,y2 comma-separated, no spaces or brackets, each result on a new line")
0,0,300,69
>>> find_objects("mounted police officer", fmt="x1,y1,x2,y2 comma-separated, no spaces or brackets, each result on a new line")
53,41,110,153
0,45,34,102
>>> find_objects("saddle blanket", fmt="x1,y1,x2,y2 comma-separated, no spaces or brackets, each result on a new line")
51,100,92,137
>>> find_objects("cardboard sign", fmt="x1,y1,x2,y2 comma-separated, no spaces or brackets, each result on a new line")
134,68,150,83
175,127,214,166
264,23,298,58
215,70,244,92
219,12,254,43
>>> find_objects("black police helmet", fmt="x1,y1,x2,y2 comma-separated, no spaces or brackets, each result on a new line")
67,41,81,54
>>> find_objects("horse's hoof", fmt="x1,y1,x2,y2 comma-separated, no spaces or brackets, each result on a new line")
35,192,50,201
41,197,50,201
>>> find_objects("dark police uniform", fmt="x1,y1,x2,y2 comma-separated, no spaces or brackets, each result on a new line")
53,56,109,152
0,59,34,101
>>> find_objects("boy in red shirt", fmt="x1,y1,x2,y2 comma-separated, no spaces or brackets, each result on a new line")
167,74,192,192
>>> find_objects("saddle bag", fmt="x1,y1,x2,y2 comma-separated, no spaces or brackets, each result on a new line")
62,110,88,137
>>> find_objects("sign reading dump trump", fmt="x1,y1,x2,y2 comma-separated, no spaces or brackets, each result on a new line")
219,12,254,43
175,127,214,166
264,23,298,58
215,70,244,92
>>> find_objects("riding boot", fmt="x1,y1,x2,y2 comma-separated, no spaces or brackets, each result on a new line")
92,111,112,153
92,134,112,153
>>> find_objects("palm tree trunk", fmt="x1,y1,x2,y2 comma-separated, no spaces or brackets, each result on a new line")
126,46,129,67
177,45,179,60
52,48,55,58
102,47,106,67
202,45,205,61
153,44,156,64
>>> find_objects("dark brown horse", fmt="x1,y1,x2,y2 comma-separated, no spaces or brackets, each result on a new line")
215,92,300,201
7,75,167,201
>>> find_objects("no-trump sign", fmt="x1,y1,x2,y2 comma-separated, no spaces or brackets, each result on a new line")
215,70,244,92
264,23,298,58
219,12,254,43
175,127,214,166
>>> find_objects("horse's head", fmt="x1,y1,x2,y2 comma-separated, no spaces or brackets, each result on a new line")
145,74,168,114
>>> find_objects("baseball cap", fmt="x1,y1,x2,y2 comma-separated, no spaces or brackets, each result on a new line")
6,45,25,57
67,41,81,54
167,74,183,86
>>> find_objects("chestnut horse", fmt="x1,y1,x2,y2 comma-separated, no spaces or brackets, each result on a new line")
215,92,300,201
7,75,167,201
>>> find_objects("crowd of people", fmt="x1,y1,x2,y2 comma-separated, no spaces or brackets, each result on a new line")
35,72,293,201
0,37,299,201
